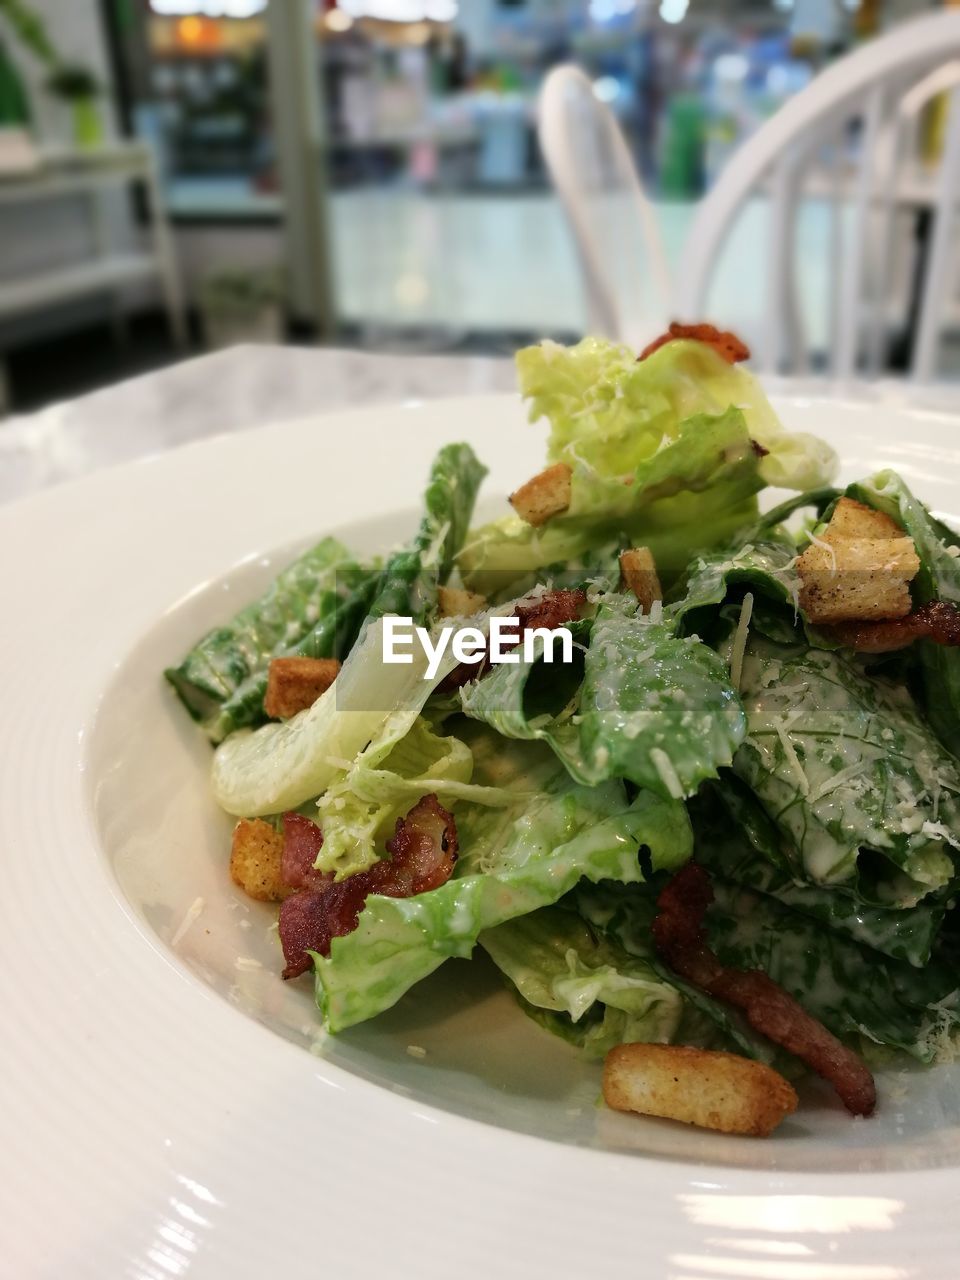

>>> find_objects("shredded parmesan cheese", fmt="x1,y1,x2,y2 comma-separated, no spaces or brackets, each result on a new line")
729,592,754,692
806,530,838,571
650,747,683,799
171,897,205,947
774,719,810,796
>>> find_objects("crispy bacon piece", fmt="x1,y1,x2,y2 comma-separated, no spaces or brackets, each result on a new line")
638,322,751,365
278,795,458,979
516,588,586,634
440,588,586,691
281,813,330,891
653,864,876,1117
826,601,960,654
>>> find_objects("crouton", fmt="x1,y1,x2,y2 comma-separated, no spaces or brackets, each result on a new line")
823,496,904,543
509,463,572,527
620,547,663,613
264,656,341,719
798,536,920,624
438,585,488,618
230,818,292,902
603,1042,798,1137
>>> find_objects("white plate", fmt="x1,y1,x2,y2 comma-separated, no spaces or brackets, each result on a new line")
3,391,960,1280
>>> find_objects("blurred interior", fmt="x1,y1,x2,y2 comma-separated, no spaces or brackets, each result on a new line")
0,0,951,414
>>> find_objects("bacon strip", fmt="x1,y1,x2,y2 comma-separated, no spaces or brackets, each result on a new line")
516,588,587,634
653,864,876,1117
278,795,458,979
441,587,586,691
826,600,960,654
638,322,751,365
281,813,330,890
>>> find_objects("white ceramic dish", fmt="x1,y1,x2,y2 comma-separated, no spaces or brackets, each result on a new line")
2,392,960,1279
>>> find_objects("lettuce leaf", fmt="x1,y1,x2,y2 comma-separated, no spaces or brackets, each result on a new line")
459,594,745,800
575,875,960,1063
315,716,521,879
190,442,488,747
211,616,461,816
577,599,745,799
573,880,778,1063
165,537,369,742
459,337,836,595
515,336,837,490
361,441,489,624
846,470,960,759
669,539,800,637
732,633,960,900
693,779,948,967
480,905,683,1058
707,880,960,1063
457,625,593,783
460,407,762,594
313,779,692,1031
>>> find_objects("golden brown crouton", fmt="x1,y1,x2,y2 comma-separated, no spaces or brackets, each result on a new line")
603,1042,798,1137
509,463,572,527
438,585,488,618
798,536,920,624
620,547,663,613
264,656,341,719
822,496,904,543
230,818,292,902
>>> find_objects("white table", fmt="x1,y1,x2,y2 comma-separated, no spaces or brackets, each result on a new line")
3,343,960,509
0,345,516,506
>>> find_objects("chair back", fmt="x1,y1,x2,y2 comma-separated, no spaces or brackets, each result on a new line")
674,12,960,381
539,64,671,349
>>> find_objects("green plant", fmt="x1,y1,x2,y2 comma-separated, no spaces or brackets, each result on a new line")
200,267,284,318
46,63,100,100
0,0,57,68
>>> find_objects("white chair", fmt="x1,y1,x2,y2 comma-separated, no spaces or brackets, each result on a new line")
538,64,671,349
674,11,960,382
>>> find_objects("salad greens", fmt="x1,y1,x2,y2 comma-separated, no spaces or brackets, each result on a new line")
165,536,366,741
167,332,960,1093
480,905,684,1057
316,778,690,1030
167,443,486,743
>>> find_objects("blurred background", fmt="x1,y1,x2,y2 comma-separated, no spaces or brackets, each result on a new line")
0,0,951,414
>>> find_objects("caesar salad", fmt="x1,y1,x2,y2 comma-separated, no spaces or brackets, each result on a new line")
166,324,960,1137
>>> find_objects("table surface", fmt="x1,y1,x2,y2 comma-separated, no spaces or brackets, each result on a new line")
2,343,960,508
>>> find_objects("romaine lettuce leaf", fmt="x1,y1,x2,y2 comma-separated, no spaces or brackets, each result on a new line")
573,880,778,1063
575,875,960,1063
457,625,593,783
693,779,948,967
212,616,460,816
669,539,800,636
459,594,745,800
313,779,692,1031
165,537,367,741
515,336,837,490
362,442,489,624
480,905,683,1058
577,599,746,799
707,880,960,1063
315,715,521,879
732,633,960,899
194,443,486,744
460,407,762,594
846,470,960,759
